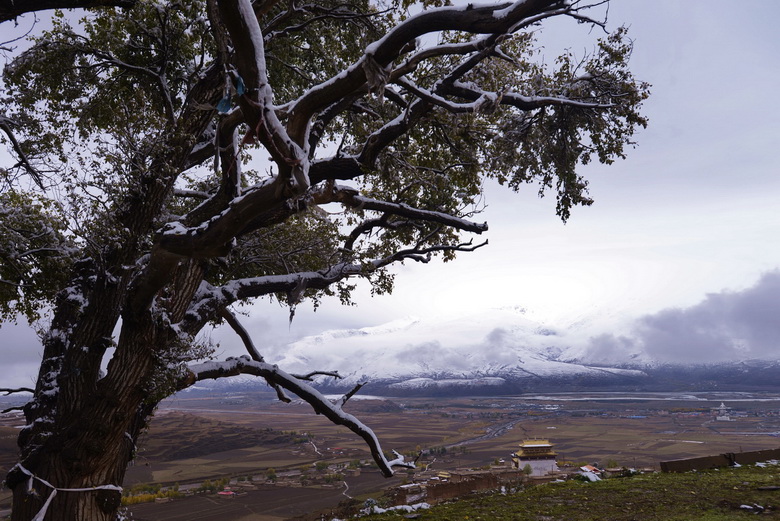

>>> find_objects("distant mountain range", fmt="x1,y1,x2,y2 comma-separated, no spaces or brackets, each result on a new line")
189,307,780,397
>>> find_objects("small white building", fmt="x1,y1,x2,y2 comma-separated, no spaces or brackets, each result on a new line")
715,402,733,422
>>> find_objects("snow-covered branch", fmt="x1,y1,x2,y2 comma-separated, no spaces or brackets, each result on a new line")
343,216,408,252
218,0,307,189
286,0,570,143
1,387,34,395
391,38,494,80
446,81,615,110
159,181,280,257
173,188,211,200
334,186,488,235
395,77,493,114
185,356,415,476
0,0,135,23
337,382,365,409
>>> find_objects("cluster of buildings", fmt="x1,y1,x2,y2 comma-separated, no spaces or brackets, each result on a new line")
392,438,644,505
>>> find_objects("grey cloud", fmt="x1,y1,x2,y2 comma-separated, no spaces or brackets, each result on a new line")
587,270,780,364
485,327,510,346
586,334,637,364
481,328,523,365
395,340,472,371
0,322,42,365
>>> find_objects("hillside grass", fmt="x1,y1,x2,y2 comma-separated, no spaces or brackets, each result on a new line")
362,465,780,520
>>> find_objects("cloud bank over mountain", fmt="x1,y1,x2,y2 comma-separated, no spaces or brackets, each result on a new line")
586,271,780,364
262,271,780,387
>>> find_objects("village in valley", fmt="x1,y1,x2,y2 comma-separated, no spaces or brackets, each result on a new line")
5,390,779,519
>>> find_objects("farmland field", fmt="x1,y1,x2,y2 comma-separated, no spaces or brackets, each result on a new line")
1,390,779,519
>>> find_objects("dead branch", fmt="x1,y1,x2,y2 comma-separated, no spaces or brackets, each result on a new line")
337,382,365,409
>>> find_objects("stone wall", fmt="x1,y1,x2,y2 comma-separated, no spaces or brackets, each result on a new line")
661,447,780,473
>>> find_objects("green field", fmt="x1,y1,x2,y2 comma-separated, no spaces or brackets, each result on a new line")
361,465,780,520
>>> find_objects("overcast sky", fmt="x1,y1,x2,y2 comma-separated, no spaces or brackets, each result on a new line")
2,1,780,388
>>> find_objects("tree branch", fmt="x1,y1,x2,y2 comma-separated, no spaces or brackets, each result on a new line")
218,307,295,402
0,116,44,188
333,186,488,235
336,382,365,409
286,0,565,143
445,81,615,110
177,236,486,339
218,308,264,362
0,0,135,23
1,387,34,395
218,0,307,190
0,387,33,414
184,356,414,476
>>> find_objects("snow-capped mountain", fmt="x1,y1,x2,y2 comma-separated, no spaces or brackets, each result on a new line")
264,306,648,392
187,304,780,396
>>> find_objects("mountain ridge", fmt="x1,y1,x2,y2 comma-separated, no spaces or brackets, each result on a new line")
191,307,780,397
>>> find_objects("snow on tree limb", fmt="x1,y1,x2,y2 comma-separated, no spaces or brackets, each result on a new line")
178,235,486,336
286,0,567,143
337,382,366,409
334,187,488,234
1,387,34,395
217,0,308,190
186,356,414,477
0,0,135,23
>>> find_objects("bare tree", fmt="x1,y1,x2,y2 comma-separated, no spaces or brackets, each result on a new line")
0,0,647,519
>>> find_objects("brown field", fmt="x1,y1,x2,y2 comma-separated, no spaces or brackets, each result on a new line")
127,482,369,521
2,392,780,519
120,393,780,519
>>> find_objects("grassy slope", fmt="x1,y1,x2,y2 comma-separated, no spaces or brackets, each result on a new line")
362,466,780,520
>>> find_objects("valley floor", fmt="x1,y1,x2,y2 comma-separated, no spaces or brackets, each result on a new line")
2,391,780,519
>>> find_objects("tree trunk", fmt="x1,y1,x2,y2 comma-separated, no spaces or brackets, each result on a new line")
9,454,127,521
8,395,147,521
8,310,167,520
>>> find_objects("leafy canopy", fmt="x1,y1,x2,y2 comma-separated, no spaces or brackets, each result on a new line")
0,0,648,323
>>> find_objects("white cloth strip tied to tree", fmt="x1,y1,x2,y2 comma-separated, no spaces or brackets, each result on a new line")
12,464,123,521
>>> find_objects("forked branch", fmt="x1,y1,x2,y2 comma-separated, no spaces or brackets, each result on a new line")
219,307,293,402
0,388,33,414
186,357,415,476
